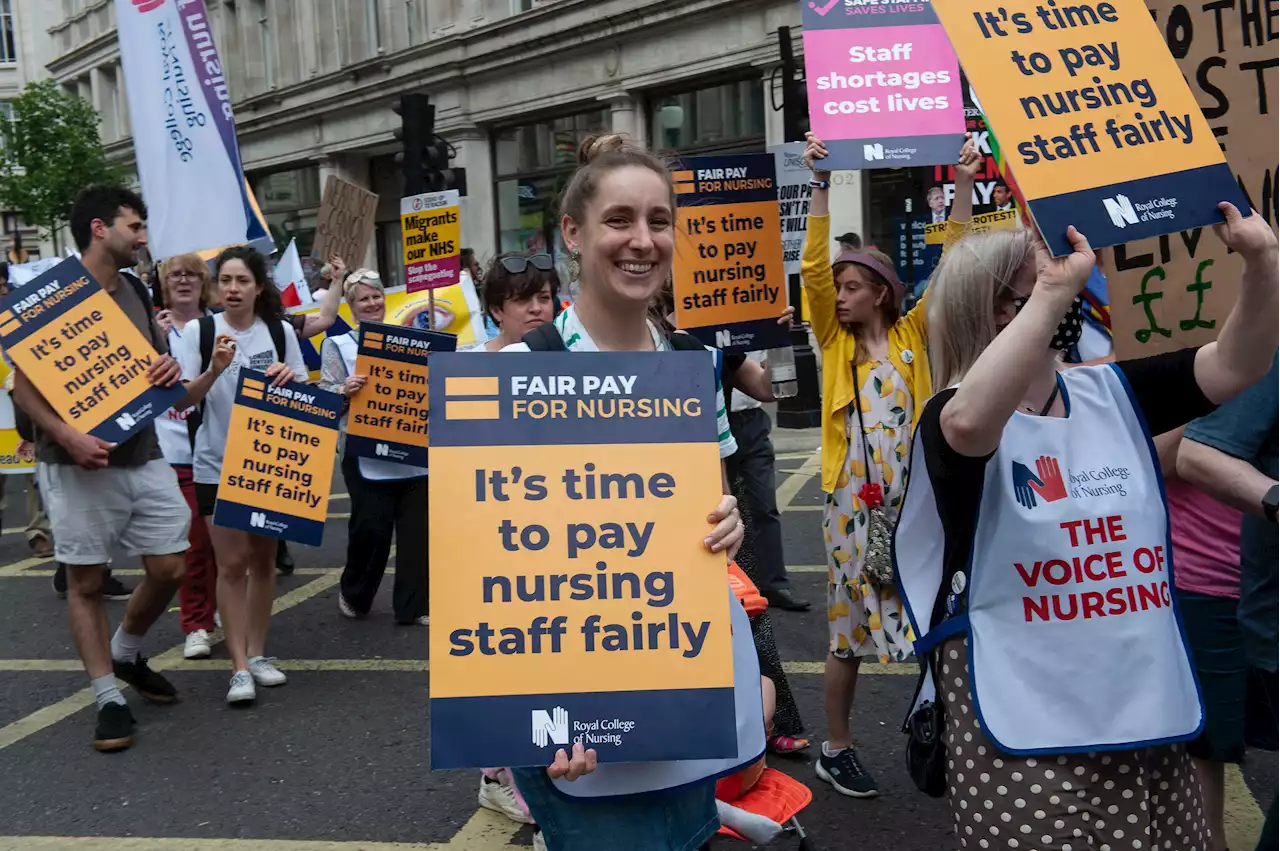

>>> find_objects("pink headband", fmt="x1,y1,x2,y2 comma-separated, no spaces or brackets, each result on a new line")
832,250,905,309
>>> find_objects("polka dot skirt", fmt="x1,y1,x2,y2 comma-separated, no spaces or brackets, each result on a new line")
941,637,1211,850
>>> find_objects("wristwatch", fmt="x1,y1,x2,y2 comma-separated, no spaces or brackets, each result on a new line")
1264,484,1278,523
808,179,830,190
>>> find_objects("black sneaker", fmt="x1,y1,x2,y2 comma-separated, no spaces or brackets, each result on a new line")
101,571,133,601
53,563,67,599
112,655,178,704
93,702,135,752
816,745,879,798
276,541,295,575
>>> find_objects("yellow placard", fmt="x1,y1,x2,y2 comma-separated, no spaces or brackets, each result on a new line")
924,209,1020,244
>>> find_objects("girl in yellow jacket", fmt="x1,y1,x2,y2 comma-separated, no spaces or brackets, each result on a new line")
803,131,978,799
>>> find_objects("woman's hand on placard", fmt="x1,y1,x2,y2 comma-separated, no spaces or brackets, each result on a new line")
265,362,296,388
328,253,348,285
954,133,981,183
154,309,175,337
547,742,597,781
1032,226,1094,305
705,494,744,561
342,374,367,398
803,133,831,182
211,334,236,375
1212,202,1278,267
147,354,183,387
776,305,795,327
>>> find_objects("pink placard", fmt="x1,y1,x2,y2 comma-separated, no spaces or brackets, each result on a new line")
804,23,963,142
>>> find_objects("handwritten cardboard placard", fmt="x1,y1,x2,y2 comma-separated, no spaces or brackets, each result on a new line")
212,370,342,545
1106,0,1277,359
313,175,379,265
427,351,734,770
933,0,1250,255
0,258,182,444
345,321,457,467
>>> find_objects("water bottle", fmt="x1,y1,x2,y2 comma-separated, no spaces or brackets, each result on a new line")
769,345,798,400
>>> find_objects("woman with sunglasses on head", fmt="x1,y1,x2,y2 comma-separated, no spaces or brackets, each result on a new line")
498,133,747,851
318,268,429,626
802,131,979,798
176,246,309,705
153,254,222,660
468,251,561,352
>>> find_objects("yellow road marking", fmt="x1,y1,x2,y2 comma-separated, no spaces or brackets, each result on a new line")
0,572,342,752
0,555,52,576
775,450,820,509
1225,762,1265,851
788,564,825,573
782,660,915,676
0,659,429,673
783,503,823,512
328,512,351,519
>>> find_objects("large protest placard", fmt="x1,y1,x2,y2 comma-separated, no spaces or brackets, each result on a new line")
1107,1,1277,360
428,351,735,769
672,154,790,353
345,322,457,467
313,176,379,265
802,0,964,170
0,259,182,444
933,0,1250,255
925,209,1019,244
212,371,342,545
770,142,812,277
0,358,32,474
401,190,462,292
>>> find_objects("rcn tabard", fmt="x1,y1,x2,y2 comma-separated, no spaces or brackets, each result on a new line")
672,153,791,353
932,0,1249,254
0,259,182,444
213,371,342,546
345,322,456,467
428,352,735,770
801,0,965,169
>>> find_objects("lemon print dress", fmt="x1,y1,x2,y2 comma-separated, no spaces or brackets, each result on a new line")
823,360,913,663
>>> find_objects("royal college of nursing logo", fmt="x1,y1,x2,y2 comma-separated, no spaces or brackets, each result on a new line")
531,707,570,748
1011,455,1069,510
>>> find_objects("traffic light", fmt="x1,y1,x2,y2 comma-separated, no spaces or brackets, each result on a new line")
393,93,467,196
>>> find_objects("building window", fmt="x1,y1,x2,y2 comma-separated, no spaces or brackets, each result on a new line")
648,78,765,155
249,165,322,259
491,107,609,276
512,0,536,13
0,0,16,65
366,0,383,55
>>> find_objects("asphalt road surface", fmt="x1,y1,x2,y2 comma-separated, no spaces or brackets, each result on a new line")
0,435,1271,850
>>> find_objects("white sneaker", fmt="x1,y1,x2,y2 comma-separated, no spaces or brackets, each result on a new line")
533,830,546,851
183,629,212,659
227,670,255,704
412,614,429,626
478,774,533,824
213,610,222,629
338,593,359,619
247,656,287,687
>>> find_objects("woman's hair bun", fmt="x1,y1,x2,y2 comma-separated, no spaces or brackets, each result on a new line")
577,133,635,165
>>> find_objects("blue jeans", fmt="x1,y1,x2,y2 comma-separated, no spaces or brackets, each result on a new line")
509,768,718,851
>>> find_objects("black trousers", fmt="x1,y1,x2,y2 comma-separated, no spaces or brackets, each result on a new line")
725,406,789,592
340,454,428,622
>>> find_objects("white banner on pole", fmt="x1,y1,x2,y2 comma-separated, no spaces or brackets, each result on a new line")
114,0,263,258
769,142,811,278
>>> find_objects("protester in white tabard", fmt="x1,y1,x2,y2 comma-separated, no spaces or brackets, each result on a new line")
317,269,428,626
151,253,223,660
466,251,561,352
176,246,308,705
501,133,750,851
12,186,224,752
894,203,1277,850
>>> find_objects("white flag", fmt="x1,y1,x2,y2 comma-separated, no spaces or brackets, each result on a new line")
273,239,312,307
114,0,265,258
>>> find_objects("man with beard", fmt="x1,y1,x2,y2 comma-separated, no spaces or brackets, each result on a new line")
11,186,220,752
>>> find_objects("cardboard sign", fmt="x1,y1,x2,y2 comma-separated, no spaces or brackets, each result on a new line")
671,153,790,353
770,142,813,277
0,259,182,444
801,0,965,169
933,0,1251,255
313,176,379,265
1107,0,1277,360
401,190,462,292
212,370,342,545
428,351,735,770
345,322,457,467
925,209,1020,244
0,357,32,474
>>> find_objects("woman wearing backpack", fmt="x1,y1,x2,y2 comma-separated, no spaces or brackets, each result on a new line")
501,134,747,851
176,246,309,705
